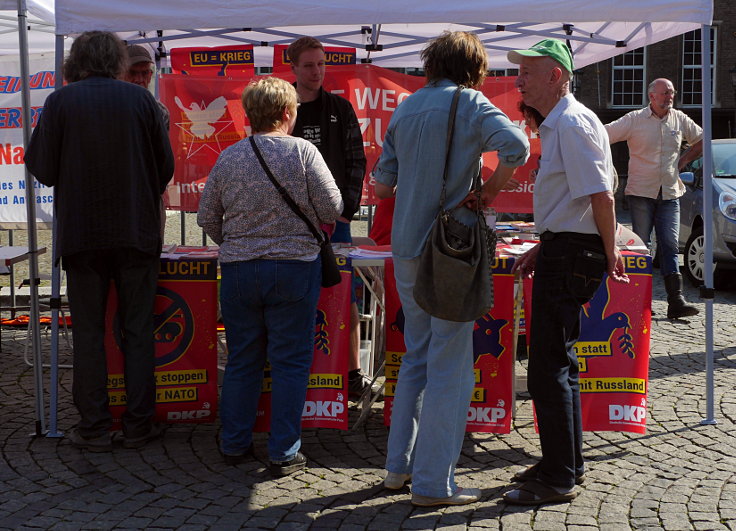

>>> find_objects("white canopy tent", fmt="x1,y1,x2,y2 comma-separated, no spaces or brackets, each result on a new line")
18,0,717,434
53,0,712,71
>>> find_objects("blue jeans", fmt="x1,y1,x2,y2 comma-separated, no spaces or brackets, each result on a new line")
385,257,475,498
627,194,680,277
219,257,321,461
528,232,606,490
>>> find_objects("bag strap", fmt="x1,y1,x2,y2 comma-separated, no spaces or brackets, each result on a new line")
248,135,326,244
439,86,463,210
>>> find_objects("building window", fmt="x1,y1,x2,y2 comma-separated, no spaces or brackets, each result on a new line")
611,48,646,107
681,28,716,107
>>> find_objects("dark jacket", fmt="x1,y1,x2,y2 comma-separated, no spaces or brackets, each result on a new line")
293,86,366,220
25,77,174,261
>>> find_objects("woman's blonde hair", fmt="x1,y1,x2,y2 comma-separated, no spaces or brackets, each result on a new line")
241,77,297,133
421,31,489,89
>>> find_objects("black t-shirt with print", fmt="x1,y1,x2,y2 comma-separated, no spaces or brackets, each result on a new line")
293,98,322,149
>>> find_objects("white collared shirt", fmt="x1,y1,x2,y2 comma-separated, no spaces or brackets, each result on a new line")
605,106,702,199
534,94,614,235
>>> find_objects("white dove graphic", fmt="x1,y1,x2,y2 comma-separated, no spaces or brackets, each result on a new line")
174,95,228,138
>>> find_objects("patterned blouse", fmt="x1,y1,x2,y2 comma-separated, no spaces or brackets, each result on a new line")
197,135,343,263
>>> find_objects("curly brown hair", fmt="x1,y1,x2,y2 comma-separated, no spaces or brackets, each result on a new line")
420,31,488,88
63,31,127,83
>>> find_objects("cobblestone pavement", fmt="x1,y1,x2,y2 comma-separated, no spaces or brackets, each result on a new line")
2,222,736,529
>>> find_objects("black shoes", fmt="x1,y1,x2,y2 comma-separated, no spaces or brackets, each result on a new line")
119,423,165,449
348,370,383,400
67,427,113,452
269,452,307,476
223,444,254,465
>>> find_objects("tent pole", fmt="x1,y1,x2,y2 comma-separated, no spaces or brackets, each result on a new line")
47,33,66,438
17,0,46,437
699,24,716,426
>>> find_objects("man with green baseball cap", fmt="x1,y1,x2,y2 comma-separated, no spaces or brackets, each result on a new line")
507,38,574,74
502,38,629,506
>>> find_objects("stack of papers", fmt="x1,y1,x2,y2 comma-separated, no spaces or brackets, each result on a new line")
161,245,220,260
349,245,392,259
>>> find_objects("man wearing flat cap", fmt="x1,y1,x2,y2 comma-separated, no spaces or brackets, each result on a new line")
125,44,169,130
504,39,629,505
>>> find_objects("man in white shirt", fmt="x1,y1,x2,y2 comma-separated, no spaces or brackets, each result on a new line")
504,39,628,506
605,78,702,319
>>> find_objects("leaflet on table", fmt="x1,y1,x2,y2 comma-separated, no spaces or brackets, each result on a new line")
349,244,392,259
161,245,220,260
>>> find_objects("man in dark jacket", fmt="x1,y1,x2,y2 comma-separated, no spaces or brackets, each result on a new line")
287,37,372,398
25,31,174,452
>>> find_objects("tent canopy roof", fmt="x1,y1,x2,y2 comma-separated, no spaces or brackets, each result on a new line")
54,0,713,69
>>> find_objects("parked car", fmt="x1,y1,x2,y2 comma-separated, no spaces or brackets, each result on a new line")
678,139,736,288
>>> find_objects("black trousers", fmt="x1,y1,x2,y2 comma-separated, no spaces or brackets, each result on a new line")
64,248,159,438
528,232,606,489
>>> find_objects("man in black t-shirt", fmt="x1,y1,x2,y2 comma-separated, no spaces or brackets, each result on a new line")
287,37,371,399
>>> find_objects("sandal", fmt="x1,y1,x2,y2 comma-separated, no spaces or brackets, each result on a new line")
512,463,585,485
503,479,578,506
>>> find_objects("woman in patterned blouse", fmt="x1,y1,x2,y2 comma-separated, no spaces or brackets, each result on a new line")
198,77,343,477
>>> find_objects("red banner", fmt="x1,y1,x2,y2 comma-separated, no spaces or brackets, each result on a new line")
524,252,652,434
577,253,652,433
159,66,538,213
272,44,357,74
170,45,255,77
105,256,219,425
160,76,247,211
382,257,517,433
254,257,352,431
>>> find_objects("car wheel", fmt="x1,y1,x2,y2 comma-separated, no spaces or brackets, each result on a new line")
683,226,733,290
684,226,706,287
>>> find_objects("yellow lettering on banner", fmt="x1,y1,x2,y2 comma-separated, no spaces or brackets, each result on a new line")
384,381,397,397
474,369,481,384
307,373,343,389
325,52,353,64
385,365,400,380
107,374,125,388
387,351,405,364
156,369,207,386
335,255,347,266
262,378,272,392
163,261,211,276
623,255,650,271
578,358,588,372
156,386,198,403
491,256,510,270
574,341,611,357
192,52,207,64
108,390,127,406
580,377,647,394
471,387,486,402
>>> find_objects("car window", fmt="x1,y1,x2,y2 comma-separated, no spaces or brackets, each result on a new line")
713,144,736,177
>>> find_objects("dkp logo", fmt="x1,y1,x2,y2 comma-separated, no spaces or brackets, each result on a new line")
467,406,506,423
303,401,344,418
609,404,646,423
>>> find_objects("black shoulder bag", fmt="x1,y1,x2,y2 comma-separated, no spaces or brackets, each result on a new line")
412,87,494,322
249,135,342,288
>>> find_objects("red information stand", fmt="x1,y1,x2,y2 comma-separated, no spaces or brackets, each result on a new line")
383,255,518,433
384,251,653,434
254,257,352,431
105,253,220,426
523,251,653,433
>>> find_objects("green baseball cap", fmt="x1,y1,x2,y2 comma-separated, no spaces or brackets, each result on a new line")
507,39,574,73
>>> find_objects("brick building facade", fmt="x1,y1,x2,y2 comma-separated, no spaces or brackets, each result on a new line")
574,0,735,178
